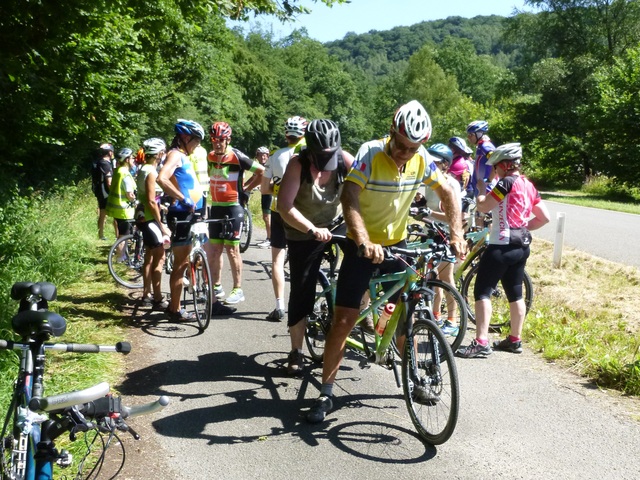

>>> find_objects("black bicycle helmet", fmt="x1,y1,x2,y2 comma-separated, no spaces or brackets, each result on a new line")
304,119,341,171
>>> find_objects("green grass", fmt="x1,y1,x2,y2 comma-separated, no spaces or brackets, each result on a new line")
524,240,640,395
541,177,640,215
0,181,132,475
541,191,640,215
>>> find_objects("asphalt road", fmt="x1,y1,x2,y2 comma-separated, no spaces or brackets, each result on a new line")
117,225,640,480
533,200,640,268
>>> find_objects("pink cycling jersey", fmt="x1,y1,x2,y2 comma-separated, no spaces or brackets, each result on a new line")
488,174,540,245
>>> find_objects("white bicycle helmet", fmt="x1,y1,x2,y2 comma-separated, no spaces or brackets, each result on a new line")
486,143,522,166
393,100,432,143
116,148,133,162
256,146,270,155
284,116,308,137
143,138,167,155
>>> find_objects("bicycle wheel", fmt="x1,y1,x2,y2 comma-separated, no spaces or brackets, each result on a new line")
460,262,534,329
164,247,174,275
423,279,467,352
190,248,212,332
402,319,459,445
239,207,252,253
305,270,333,362
107,233,144,289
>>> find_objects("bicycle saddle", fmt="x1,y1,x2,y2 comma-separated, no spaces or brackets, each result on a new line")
11,282,57,302
12,310,67,339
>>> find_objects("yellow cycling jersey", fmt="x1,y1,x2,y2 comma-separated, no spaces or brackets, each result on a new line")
346,137,446,245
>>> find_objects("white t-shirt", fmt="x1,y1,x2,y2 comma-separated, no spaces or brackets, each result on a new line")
423,173,462,214
264,139,305,212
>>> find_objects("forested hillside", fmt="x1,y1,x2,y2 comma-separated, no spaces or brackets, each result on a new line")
2,0,640,197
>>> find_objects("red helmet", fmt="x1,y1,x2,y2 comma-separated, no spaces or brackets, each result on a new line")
209,122,232,139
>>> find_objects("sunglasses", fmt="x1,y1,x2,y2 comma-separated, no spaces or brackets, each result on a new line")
391,133,421,154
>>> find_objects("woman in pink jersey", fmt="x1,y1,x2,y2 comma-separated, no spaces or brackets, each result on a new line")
457,143,550,358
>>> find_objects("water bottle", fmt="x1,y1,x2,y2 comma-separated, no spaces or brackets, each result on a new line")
375,303,395,336
162,235,171,249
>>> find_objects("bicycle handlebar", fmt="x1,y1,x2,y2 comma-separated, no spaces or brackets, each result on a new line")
0,340,131,354
30,382,111,412
356,241,450,260
122,395,170,418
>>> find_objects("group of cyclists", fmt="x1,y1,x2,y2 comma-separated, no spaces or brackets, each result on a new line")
93,99,550,425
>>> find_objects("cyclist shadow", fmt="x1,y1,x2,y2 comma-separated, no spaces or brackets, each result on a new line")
119,349,436,462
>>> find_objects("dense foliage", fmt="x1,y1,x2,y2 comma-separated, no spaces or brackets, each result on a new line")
1,0,640,195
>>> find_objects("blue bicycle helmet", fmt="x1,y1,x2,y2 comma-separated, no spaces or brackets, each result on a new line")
427,143,453,164
466,120,489,134
448,136,473,155
175,119,205,140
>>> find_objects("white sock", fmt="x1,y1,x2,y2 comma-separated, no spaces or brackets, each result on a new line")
276,298,285,310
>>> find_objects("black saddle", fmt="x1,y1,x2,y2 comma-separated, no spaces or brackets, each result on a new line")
11,310,67,339
10,282,65,338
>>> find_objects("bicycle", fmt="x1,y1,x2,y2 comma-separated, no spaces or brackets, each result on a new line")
405,220,469,351
107,222,144,289
170,213,233,332
410,209,533,330
0,281,168,479
305,238,460,445
239,196,253,254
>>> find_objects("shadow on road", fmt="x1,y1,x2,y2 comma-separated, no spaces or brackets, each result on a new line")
118,349,436,463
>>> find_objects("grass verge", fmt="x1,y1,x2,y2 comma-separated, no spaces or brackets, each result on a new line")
524,238,640,395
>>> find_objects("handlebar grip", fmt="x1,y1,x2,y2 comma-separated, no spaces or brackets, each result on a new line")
30,382,110,412
47,342,132,354
122,396,170,419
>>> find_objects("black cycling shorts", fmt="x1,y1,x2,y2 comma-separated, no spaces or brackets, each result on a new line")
261,194,272,214
208,204,243,244
335,238,407,310
270,211,287,249
96,195,108,210
115,218,133,237
286,238,327,327
473,244,530,302
139,220,163,249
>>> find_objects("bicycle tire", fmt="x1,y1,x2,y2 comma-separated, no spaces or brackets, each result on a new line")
421,279,468,352
239,207,252,253
107,234,144,289
402,319,459,445
164,247,174,275
305,270,333,362
190,248,212,332
460,262,534,329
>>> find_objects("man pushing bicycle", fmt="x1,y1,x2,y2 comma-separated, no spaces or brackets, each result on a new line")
306,100,467,423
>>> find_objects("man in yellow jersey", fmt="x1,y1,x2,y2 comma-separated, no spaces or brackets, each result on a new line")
306,100,467,423
260,116,307,321
189,143,209,218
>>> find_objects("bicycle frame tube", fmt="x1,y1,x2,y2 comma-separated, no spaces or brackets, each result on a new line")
6,343,54,480
344,266,419,355
454,228,488,283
